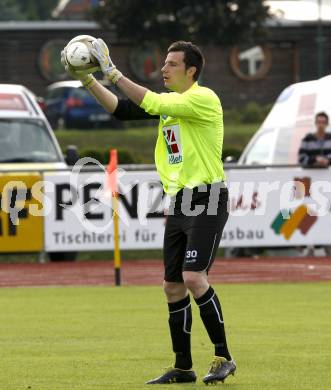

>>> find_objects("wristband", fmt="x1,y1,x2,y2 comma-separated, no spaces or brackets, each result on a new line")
81,75,96,89
107,68,123,84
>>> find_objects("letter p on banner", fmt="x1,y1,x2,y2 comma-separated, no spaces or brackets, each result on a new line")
0,174,43,252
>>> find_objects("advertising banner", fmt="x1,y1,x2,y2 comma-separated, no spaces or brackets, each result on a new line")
223,167,331,247
44,167,331,251
44,170,165,251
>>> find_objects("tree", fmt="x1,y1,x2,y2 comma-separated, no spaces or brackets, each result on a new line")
0,0,25,21
1,0,59,20
92,0,270,46
20,0,60,20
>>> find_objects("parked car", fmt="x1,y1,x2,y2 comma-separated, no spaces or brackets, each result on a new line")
238,74,331,165
225,74,331,257
44,80,114,129
0,84,78,262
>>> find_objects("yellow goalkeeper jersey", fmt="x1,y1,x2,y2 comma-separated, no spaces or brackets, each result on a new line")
140,82,225,195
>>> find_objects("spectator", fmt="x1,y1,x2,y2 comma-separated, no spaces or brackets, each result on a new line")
298,112,331,167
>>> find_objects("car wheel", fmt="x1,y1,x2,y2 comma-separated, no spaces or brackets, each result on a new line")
48,252,77,262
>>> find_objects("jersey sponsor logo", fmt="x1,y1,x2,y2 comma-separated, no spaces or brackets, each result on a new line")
162,124,183,164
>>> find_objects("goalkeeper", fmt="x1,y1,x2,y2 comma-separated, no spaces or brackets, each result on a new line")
61,39,236,385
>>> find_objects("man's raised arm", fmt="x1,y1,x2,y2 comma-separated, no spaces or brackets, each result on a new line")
90,38,148,106
61,42,156,120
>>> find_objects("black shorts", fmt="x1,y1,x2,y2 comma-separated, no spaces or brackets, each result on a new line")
163,182,229,283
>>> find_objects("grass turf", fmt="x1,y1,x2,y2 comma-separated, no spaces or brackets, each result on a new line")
1,283,330,389
56,123,258,164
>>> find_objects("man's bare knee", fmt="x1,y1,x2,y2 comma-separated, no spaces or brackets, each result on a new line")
163,281,187,303
183,271,209,298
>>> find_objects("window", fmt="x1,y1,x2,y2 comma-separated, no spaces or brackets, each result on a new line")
47,87,70,100
242,130,276,164
71,87,90,99
273,127,293,164
0,118,61,163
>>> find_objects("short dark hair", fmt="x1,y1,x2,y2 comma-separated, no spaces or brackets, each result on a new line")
167,41,205,81
315,111,329,123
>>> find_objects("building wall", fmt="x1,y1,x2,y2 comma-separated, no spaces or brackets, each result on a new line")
0,22,330,108
202,43,296,107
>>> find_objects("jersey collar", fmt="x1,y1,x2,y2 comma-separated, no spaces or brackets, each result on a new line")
186,81,198,92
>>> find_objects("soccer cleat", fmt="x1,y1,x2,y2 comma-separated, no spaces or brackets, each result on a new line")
146,367,197,384
203,356,236,385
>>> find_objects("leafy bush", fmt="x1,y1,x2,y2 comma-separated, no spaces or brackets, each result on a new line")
222,146,242,161
102,148,138,164
79,147,242,165
79,149,105,163
224,102,271,124
79,148,137,164
240,102,264,124
260,103,273,119
223,109,242,124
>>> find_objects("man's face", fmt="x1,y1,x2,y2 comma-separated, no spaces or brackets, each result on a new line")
161,51,194,92
315,115,328,133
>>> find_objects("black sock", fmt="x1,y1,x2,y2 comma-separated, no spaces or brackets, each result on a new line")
168,295,192,370
195,286,231,361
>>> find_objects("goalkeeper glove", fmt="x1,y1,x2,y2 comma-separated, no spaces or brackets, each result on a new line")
90,39,123,84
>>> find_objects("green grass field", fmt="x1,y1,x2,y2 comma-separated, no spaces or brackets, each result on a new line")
1,283,330,390
56,123,258,164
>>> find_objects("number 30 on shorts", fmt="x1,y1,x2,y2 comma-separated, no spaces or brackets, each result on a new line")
186,250,198,258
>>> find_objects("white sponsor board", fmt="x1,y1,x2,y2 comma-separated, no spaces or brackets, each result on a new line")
224,167,331,247
44,168,331,251
44,170,166,251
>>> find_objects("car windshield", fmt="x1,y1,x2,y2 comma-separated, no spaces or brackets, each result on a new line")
243,130,277,165
71,87,90,99
0,118,62,163
273,126,294,164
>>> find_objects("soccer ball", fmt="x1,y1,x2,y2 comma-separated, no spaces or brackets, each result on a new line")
66,42,91,67
65,35,99,71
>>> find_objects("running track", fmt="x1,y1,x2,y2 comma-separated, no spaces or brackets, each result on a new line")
1,257,331,287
